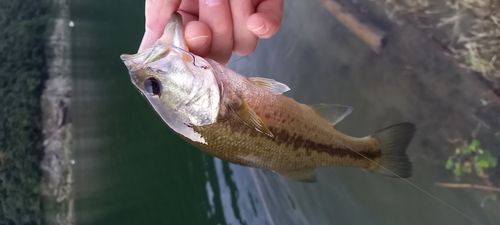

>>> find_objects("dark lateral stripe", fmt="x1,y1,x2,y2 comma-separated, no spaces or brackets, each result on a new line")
269,127,381,160
219,115,381,160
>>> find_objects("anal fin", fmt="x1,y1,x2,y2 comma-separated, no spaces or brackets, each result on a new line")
272,169,317,183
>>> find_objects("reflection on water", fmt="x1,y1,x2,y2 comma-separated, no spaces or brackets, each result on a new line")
72,0,499,224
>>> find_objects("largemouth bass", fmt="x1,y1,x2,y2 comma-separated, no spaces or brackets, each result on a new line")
120,12,416,183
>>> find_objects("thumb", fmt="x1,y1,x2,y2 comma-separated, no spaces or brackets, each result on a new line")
138,0,181,51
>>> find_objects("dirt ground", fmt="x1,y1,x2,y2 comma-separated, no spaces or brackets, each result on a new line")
367,0,500,85
330,0,500,189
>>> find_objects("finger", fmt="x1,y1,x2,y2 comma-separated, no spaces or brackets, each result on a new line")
199,0,234,64
139,0,181,51
177,11,198,25
184,21,212,56
178,0,199,16
247,0,283,38
177,10,212,55
229,0,258,56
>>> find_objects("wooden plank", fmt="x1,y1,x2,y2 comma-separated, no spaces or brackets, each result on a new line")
319,0,386,53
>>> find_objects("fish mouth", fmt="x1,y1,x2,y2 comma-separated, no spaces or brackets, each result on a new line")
120,11,188,73
120,54,136,69
159,12,189,51
120,47,154,70
120,12,192,97
169,12,183,25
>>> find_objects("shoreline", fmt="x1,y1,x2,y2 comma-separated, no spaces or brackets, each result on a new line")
321,0,500,187
366,0,500,91
40,0,74,224
363,0,500,186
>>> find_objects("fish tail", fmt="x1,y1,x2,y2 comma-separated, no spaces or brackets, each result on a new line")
370,122,416,178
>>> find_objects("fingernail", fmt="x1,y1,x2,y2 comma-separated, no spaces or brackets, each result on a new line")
251,24,268,36
205,0,223,6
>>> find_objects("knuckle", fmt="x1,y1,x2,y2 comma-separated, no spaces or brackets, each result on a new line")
210,23,232,38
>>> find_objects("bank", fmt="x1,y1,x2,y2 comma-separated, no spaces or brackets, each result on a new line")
321,0,500,195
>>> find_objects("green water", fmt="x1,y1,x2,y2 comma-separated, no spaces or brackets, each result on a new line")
71,0,500,224
71,1,231,224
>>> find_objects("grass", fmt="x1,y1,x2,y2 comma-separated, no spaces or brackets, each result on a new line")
368,0,500,85
444,0,500,81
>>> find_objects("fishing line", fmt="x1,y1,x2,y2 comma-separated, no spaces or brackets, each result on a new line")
226,45,263,65
250,169,277,225
335,141,485,225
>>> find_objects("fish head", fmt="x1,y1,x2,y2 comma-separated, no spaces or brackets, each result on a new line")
119,12,220,143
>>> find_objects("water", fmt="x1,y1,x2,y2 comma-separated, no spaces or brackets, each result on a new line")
71,0,500,224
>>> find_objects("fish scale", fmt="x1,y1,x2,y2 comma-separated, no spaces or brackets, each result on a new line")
189,78,381,172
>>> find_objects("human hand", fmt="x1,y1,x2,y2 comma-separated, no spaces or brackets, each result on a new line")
138,0,284,65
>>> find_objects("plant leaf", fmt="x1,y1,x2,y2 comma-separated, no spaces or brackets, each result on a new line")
445,157,454,169
476,160,490,168
476,151,497,168
469,139,480,151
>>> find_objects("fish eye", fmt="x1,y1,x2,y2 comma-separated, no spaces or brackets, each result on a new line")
144,77,161,96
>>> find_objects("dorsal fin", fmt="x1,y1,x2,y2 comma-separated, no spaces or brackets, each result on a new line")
309,104,353,125
248,77,290,95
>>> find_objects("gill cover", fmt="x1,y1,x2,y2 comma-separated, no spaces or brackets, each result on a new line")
120,12,221,144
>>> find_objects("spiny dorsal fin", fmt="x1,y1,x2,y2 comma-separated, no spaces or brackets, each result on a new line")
272,169,317,183
228,98,274,137
309,104,353,125
248,77,291,95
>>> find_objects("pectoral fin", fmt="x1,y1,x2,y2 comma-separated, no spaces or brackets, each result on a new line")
229,98,274,137
309,104,353,125
272,169,317,183
248,77,291,95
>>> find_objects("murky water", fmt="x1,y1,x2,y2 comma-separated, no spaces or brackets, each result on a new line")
72,0,500,224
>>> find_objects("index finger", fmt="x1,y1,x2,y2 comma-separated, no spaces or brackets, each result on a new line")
138,0,181,51
199,0,234,64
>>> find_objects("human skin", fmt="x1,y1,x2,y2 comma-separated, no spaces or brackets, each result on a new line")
138,0,284,65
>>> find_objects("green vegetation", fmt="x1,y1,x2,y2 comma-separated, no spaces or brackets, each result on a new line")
439,139,499,207
445,139,498,179
0,0,52,224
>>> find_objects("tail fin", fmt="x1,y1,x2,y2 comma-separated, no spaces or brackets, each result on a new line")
370,123,416,178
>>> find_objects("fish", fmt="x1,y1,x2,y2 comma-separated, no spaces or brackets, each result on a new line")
120,12,416,183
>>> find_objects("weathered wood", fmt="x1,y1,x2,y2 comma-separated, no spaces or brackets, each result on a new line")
436,182,500,193
318,0,386,53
